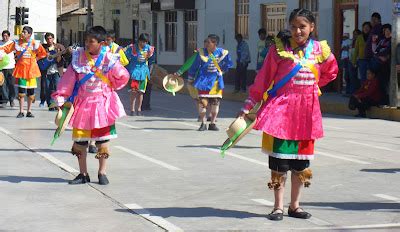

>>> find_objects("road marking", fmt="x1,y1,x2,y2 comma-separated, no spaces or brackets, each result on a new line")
206,148,268,167
317,151,371,165
114,146,181,171
36,152,79,173
0,126,11,135
296,223,400,230
153,106,189,114
175,121,198,128
252,198,333,226
373,194,400,203
124,203,184,232
251,199,274,206
116,121,152,133
324,125,344,130
346,141,396,152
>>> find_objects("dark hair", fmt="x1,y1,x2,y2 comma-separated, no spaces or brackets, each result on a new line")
235,34,243,40
2,30,10,36
362,21,372,28
138,33,149,42
85,26,107,42
107,30,116,38
367,68,377,75
371,12,381,21
277,29,292,47
22,26,33,35
258,28,266,35
382,23,392,32
45,32,54,39
289,8,315,24
207,34,220,45
354,29,361,35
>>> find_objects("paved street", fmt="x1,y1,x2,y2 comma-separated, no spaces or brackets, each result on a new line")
0,88,400,231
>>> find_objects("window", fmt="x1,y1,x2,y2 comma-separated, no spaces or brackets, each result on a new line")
261,3,287,36
165,11,177,51
235,0,249,39
299,0,319,38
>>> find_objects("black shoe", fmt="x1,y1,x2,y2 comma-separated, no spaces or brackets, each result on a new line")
130,111,135,116
137,111,143,116
88,145,98,153
26,112,34,118
208,123,219,131
68,174,90,185
48,107,56,111
267,208,284,221
355,113,366,118
10,101,15,107
198,123,207,131
16,112,24,118
288,207,312,219
98,174,109,185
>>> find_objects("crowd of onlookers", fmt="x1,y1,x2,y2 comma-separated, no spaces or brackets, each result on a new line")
341,12,392,117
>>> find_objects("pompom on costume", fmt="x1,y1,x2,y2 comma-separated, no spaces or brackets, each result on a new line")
125,44,155,93
52,47,129,145
242,38,338,188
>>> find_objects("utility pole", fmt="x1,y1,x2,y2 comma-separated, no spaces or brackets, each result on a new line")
391,0,400,107
86,0,93,30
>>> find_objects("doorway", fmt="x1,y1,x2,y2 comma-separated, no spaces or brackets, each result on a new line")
184,10,198,60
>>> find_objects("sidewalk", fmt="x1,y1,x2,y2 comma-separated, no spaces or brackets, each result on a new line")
174,83,400,121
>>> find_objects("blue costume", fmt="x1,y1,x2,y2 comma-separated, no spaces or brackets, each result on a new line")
125,44,155,93
188,47,233,98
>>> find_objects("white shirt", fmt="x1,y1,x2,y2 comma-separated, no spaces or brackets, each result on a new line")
0,40,16,69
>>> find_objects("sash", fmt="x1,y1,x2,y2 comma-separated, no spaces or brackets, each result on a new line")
15,38,32,62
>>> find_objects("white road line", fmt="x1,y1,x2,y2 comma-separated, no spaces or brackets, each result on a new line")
296,223,400,230
153,106,189,114
114,146,181,171
116,121,152,133
252,198,333,226
324,125,344,130
317,151,371,165
36,152,79,174
346,140,396,152
206,148,268,167
124,203,184,232
251,199,274,206
0,126,11,135
373,194,400,203
175,121,198,128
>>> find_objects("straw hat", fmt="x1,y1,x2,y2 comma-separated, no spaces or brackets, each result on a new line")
54,101,74,134
163,74,184,95
0,72,4,86
221,102,262,151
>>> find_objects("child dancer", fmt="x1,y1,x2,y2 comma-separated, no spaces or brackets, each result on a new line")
239,9,338,220
0,26,47,118
52,26,129,185
125,33,155,116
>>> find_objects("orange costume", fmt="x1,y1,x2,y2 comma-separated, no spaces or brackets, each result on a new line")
0,38,47,89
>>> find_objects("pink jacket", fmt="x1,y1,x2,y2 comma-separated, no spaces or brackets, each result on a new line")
52,47,130,130
243,39,338,140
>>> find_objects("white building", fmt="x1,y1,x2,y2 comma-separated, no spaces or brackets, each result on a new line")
0,0,57,42
148,0,393,70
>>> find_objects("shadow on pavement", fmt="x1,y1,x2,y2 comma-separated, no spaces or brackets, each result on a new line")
360,168,400,174
116,207,265,218
303,202,400,211
0,148,70,154
0,175,67,183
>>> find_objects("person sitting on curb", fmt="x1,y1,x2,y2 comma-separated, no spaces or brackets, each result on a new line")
348,68,382,118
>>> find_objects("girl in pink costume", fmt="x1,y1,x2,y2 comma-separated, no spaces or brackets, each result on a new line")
52,26,129,185
239,9,338,221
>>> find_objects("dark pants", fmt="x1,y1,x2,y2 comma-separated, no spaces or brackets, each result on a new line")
235,62,248,91
357,59,369,83
348,95,375,116
0,69,15,103
45,73,60,106
347,62,360,94
142,82,152,110
40,70,47,104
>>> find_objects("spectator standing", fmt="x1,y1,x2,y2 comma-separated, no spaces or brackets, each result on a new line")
364,12,383,61
234,34,251,93
340,33,352,94
352,22,372,82
256,28,267,71
0,30,16,107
